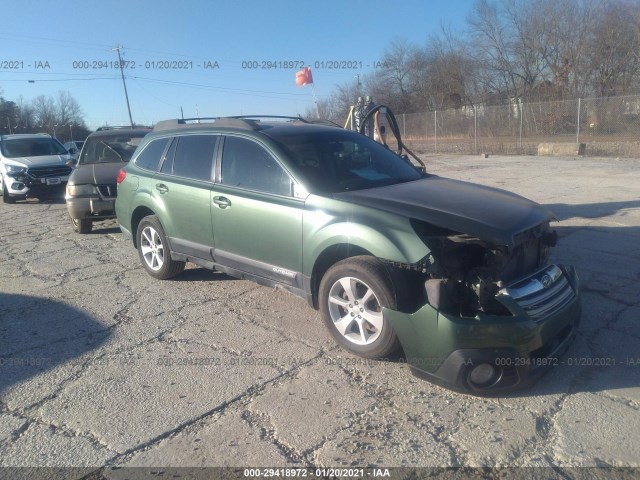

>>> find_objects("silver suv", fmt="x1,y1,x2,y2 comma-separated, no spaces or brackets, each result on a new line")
0,134,73,203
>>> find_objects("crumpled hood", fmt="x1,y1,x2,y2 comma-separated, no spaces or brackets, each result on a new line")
8,155,70,167
335,176,555,246
69,162,124,185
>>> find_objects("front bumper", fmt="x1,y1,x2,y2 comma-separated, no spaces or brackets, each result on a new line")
5,174,69,197
66,196,115,220
384,264,581,395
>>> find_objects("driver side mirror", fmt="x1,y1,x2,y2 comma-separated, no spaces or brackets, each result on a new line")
66,158,77,168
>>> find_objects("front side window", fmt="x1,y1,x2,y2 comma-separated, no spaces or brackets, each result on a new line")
220,136,291,196
171,135,217,181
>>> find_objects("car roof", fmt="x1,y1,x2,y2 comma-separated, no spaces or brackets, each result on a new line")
85,128,152,140
151,116,343,138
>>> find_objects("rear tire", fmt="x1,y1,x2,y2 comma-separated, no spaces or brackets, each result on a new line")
71,217,92,234
136,215,185,279
319,256,400,359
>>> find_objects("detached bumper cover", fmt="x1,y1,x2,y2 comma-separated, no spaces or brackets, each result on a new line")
384,264,581,395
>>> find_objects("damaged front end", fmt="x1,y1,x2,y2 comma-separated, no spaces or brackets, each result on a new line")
384,220,581,395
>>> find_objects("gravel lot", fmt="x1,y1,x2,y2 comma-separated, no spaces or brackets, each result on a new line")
0,154,638,477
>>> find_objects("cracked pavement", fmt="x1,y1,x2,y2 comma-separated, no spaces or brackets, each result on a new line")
0,155,638,474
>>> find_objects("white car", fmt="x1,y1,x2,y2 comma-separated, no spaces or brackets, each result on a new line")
0,134,73,203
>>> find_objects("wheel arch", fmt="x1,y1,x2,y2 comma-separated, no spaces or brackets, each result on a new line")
130,205,156,248
310,244,374,309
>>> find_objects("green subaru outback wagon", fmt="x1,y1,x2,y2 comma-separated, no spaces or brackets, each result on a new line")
115,117,581,394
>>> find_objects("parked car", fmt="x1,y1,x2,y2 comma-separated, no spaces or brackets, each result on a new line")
63,141,84,160
0,133,73,203
115,117,581,394
66,127,150,233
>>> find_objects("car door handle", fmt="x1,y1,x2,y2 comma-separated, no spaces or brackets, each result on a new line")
213,196,231,208
155,183,169,194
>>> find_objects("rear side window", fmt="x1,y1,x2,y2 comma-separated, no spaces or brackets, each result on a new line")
220,136,291,196
172,135,217,181
135,138,170,171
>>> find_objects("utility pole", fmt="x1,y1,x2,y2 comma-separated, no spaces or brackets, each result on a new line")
113,45,134,127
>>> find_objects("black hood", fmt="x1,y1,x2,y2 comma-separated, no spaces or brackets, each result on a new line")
335,176,555,246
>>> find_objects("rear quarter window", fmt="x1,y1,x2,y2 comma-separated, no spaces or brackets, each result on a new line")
134,137,170,171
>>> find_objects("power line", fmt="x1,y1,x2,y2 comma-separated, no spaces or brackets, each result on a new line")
128,75,328,99
0,77,121,82
0,32,113,50
129,77,179,108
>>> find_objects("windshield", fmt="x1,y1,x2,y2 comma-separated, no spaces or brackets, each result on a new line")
79,134,146,164
0,137,68,158
269,129,423,193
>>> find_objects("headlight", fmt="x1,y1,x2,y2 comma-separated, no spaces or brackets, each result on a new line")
5,165,27,176
66,184,98,196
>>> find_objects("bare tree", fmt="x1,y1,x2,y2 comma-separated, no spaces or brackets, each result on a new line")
32,95,57,134
318,0,640,116
419,31,479,109
329,78,367,123
368,39,427,112
0,98,19,134
15,96,36,132
467,0,517,101
57,91,84,126
303,97,342,123
540,0,600,98
589,1,640,96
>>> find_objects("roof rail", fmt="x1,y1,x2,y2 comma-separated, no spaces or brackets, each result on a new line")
153,115,309,132
96,125,151,131
227,115,309,123
153,117,251,131
0,133,52,138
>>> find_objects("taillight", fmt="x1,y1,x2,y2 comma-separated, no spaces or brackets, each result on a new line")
116,168,127,184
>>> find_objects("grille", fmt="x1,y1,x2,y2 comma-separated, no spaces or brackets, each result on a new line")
498,265,576,322
27,166,72,178
97,184,117,198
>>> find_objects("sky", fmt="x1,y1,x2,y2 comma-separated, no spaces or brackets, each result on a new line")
1,0,475,129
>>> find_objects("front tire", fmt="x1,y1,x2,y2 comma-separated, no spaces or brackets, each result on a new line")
71,217,92,234
136,215,185,279
319,256,400,359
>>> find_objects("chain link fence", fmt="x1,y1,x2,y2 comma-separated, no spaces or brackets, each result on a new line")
401,94,640,157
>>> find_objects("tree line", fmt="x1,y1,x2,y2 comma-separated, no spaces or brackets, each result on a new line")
0,90,91,143
311,0,640,122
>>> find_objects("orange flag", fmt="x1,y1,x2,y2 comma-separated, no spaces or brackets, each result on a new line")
295,67,313,86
